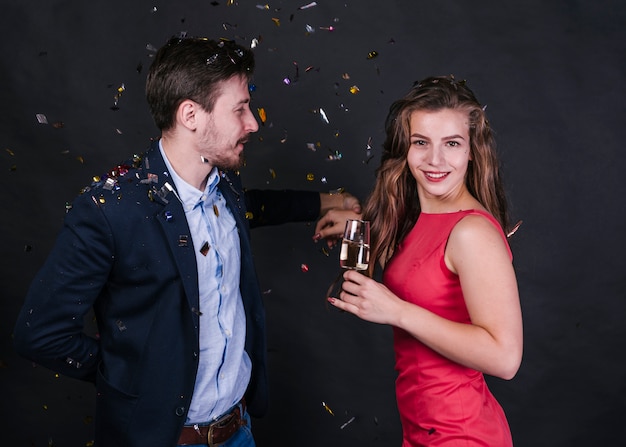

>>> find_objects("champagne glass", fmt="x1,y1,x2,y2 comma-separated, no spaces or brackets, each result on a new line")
339,219,370,271
327,219,370,298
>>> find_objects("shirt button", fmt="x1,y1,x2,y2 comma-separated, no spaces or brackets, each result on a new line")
175,406,186,416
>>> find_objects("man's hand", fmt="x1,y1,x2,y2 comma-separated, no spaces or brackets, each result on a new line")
314,191,363,248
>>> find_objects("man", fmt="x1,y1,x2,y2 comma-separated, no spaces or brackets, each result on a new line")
13,36,360,446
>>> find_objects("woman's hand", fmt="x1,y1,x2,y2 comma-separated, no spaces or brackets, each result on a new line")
327,269,406,326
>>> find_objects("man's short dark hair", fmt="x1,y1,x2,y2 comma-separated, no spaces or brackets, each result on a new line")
146,37,255,131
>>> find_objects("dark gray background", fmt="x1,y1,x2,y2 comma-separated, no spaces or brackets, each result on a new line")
1,1,625,446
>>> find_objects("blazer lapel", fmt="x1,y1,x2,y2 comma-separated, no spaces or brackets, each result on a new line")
142,145,201,329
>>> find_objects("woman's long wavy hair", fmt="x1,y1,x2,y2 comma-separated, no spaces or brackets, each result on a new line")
363,75,509,270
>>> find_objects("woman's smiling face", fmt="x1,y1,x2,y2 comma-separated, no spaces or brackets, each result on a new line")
406,108,472,208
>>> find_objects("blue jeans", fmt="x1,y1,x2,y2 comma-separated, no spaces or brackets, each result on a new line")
178,406,255,447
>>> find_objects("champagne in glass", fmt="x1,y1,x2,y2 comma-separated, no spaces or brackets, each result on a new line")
339,219,370,271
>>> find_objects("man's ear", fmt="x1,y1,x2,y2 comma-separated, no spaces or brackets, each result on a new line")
177,99,199,131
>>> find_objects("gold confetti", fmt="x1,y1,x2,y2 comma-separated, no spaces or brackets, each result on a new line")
257,107,267,124
271,17,280,26
322,401,334,416
349,85,360,94
306,173,315,181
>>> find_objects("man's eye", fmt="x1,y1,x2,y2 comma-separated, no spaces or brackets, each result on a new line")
447,141,460,147
412,140,426,146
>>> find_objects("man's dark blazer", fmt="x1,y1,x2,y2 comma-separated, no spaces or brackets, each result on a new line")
13,141,321,446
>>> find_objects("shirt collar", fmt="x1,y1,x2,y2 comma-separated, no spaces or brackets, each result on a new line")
159,140,219,211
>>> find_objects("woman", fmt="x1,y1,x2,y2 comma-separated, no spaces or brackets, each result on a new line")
315,76,522,446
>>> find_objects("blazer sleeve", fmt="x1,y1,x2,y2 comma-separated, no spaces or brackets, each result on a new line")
12,193,113,382
244,189,320,229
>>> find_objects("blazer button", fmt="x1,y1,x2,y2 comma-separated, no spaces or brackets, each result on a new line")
175,406,186,416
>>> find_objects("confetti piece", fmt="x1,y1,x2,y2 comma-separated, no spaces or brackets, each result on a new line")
306,143,317,152
367,51,379,59
256,4,269,9
507,220,523,238
200,241,210,256
327,150,342,161
319,108,329,124
257,107,267,124
319,25,335,31
349,85,360,94
299,1,317,9
305,24,315,33
340,416,355,429
322,401,334,415
36,114,48,124
269,168,276,179
301,263,309,272
342,73,350,80
272,17,280,26
306,173,315,181
6,148,14,156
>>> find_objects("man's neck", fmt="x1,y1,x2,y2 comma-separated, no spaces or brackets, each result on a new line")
160,134,212,191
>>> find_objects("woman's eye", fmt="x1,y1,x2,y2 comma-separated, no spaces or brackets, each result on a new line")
412,140,426,146
447,141,460,147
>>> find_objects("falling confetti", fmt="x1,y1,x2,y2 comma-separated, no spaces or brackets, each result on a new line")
36,114,48,124
299,1,317,9
306,173,315,181
349,85,360,94
271,17,280,26
306,143,317,152
367,51,379,59
319,108,329,124
257,107,267,124
322,401,334,415
507,220,523,238
300,263,309,272
327,150,342,161
340,416,355,429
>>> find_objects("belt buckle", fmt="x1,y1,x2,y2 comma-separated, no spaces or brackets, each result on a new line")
207,411,237,447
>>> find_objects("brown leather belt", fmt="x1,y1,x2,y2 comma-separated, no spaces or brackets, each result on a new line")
178,400,246,446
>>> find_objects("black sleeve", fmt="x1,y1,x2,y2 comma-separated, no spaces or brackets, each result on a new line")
243,189,321,229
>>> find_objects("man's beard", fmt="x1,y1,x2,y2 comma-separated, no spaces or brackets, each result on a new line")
215,151,245,171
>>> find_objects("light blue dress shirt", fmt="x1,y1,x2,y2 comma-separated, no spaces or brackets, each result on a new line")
159,143,251,424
